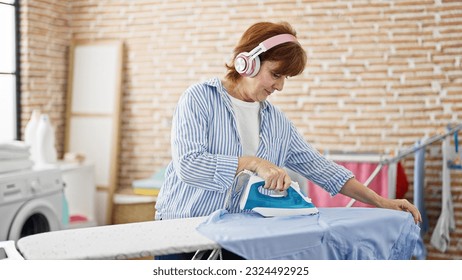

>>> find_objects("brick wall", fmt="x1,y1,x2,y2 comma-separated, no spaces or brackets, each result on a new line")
20,0,70,157
20,0,462,259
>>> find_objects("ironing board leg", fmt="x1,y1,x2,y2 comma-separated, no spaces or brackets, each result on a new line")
192,250,206,260
207,248,222,260
191,248,222,260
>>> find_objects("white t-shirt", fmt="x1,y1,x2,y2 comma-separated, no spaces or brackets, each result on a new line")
228,94,260,156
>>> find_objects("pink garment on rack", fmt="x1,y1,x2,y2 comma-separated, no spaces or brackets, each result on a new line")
308,162,408,207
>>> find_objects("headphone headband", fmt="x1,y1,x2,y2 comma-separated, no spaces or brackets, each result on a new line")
248,34,297,59
261,34,297,51
235,33,298,77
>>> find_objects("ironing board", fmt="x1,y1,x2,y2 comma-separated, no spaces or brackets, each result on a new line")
13,216,218,260
4,208,419,260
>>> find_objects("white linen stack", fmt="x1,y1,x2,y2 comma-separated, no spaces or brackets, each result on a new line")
0,141,34,174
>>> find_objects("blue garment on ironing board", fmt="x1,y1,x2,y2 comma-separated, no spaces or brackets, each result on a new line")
413,141,429,259
196,208,420,260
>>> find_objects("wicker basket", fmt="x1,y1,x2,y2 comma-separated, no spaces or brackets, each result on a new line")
112,192,156,224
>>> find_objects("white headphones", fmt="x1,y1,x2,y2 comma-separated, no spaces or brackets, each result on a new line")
234,34,298,78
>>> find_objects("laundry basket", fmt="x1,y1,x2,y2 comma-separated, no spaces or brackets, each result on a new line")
112,193,156,224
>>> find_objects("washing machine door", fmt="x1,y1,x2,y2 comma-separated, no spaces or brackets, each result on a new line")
8,197,63,241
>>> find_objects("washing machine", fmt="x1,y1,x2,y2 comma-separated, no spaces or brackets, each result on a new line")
0,167,65,241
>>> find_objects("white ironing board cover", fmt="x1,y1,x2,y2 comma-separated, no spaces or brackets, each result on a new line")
16,217,218,260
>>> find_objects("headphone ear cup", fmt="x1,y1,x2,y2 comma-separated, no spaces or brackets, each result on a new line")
248,56,260,77
235,52,251,76
235,52,261,77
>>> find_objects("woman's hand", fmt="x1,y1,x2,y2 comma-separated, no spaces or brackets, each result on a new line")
238,156,291,191
380,198,422,224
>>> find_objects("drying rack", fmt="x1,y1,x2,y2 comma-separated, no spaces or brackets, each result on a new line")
328,123,462,207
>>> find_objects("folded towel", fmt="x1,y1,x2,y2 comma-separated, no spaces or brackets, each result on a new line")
132,178,163,189
0,141,30,152
0,141,31,161
0,149,30,160
0,159,34,174
132,168,166,189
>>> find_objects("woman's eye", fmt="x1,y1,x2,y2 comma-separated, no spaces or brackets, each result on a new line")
272,72,281,79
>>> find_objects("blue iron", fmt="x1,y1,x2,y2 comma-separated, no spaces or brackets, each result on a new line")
238,171,319,217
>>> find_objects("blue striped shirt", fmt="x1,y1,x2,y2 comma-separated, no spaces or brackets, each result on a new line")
155,77,354,220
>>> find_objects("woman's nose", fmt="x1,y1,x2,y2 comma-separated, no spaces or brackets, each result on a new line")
273,77,285,91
